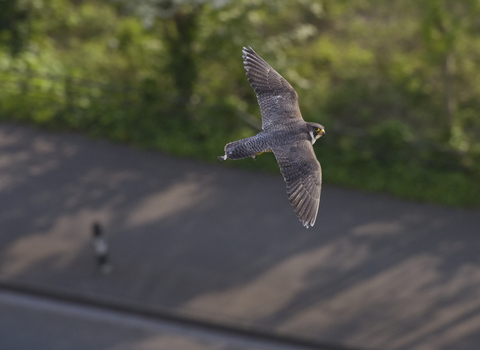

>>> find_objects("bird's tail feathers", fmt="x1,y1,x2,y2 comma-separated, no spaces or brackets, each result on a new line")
220,133,270,161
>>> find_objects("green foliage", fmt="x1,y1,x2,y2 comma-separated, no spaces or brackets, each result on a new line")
0,0,480,207
0,0,32,55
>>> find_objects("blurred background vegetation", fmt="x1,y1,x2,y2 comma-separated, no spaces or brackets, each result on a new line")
1,0,479,207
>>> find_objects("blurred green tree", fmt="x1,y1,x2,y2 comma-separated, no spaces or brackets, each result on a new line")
420,0,480,149
0,0,31,55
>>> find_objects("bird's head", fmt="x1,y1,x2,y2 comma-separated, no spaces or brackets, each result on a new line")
307,123,325,145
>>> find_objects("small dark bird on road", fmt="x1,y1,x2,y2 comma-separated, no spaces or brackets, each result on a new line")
219,47,325,228
92,222,111,273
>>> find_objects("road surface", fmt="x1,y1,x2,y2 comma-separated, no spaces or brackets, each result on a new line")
1,122,480,350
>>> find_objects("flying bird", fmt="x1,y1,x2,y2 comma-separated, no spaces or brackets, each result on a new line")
218,47,325,228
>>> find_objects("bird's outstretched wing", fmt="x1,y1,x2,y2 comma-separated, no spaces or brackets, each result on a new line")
243,47,303,131
272,140,322,228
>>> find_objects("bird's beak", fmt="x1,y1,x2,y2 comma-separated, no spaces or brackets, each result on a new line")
320,129,325,137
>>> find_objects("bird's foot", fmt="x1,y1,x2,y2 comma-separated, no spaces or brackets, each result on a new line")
218,155,227,161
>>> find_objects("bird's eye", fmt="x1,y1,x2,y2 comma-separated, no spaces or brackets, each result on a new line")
314,127,320,132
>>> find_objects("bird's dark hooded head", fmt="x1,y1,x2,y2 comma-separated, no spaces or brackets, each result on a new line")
307,123,325,144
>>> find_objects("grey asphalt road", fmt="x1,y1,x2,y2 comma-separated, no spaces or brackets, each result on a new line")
1,122,480,350
0,289,316,350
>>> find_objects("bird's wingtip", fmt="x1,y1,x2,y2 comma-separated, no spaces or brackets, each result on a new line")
301,218,316,229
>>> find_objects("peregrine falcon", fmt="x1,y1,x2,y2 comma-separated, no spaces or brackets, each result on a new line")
218,47,325,228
